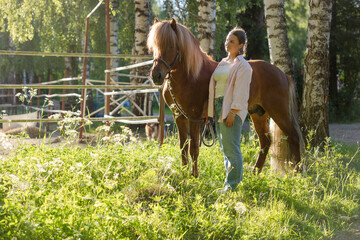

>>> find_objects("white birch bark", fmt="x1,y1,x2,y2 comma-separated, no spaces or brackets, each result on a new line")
264,0,292,76
132,0,150,116
134,0,150,59
264,0,293,173
198,0,216,59
110,0,119,81
301,0,332,147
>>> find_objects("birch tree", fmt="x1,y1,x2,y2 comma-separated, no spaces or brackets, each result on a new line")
301,0,333,147
264,0,292,76
110,0,120,78
264,0,296,172
198,0,216,58
132,0,151,116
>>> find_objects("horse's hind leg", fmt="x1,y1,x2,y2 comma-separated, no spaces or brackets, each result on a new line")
175,115,190,166
250,112,271,173
189,121,201,178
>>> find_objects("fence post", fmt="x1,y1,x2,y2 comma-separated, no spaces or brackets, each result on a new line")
21,76,24,114
47,75,53,132
30,75,33,109
158,92,165,146
62,70,67,117
79,17,90,141
105,0,110,112
7,88,11,114
105,0,111,135
37,77,41,127
13,74,17,115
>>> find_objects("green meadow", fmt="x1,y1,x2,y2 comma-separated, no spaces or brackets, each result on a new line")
0,126,359,239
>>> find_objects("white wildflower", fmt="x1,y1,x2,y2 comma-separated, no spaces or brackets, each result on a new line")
113,173,119,180
19,161,26,167
234,202,247,215
75,162,83,169
102,136,110,142
9,174,19,182
94,200,103,207
49,114,61,120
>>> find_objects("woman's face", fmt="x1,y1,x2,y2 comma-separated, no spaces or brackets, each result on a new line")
225,34,243,57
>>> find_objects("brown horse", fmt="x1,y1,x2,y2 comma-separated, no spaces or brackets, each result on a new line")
147,18,303,177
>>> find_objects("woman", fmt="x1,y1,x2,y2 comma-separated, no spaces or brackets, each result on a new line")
208,27,252,192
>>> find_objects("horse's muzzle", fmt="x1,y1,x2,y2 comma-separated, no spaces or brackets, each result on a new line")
151,71,164,85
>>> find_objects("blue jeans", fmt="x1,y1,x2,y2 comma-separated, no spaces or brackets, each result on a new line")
215,97,243,190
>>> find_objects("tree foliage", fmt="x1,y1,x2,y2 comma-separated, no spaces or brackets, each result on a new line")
0,0,105,82
330,0,360,121
0,0,358,124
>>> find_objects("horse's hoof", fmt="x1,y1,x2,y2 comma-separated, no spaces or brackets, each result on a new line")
252,166,262,175
192,170,199,178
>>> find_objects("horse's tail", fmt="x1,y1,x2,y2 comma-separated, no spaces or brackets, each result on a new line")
288,76,305,156
269,75,304,174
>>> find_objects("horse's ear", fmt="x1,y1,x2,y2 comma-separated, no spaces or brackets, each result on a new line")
170,18,177,31
153,17,159,24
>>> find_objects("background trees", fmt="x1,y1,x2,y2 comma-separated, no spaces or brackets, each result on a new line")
329,0,360,122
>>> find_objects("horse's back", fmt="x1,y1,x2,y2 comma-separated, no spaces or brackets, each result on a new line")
247,60,290,106
249,60,287,83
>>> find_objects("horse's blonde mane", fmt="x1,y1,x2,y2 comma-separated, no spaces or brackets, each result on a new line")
147,20,211,79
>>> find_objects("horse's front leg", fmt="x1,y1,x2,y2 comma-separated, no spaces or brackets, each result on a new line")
189,121,201,178
175,115,190,166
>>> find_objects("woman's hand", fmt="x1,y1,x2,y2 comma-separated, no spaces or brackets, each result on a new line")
225,112,236,127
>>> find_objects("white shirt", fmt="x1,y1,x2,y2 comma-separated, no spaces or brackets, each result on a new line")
213,61,233,98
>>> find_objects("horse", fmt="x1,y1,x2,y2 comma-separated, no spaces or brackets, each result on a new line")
147,18,303,177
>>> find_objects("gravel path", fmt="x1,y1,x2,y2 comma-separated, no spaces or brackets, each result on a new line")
329,123,360,144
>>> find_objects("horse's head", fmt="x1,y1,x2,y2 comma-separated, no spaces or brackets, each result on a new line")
147,18,180,85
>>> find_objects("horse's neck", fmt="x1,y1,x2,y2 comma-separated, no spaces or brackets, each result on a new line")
170,57,217,86
200,58,218,79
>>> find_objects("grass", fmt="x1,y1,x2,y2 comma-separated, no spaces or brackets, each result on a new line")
0,126,359,239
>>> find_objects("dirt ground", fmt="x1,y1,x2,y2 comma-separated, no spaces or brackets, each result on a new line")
332,219,360,240
329,123,360,144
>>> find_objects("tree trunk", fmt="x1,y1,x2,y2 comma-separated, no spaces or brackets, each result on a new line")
198,0,216,59
264,0,295,173
110,0,119,81
301,0,333,147
132,0,150,116
264,0,292,76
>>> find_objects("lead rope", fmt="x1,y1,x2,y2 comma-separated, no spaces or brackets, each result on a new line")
200,120,215,147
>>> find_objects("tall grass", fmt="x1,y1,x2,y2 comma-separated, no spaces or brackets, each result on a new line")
0,127,359,239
